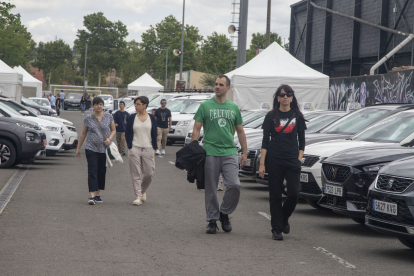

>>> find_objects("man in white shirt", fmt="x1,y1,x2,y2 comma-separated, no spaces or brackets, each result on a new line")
49,94,56,109
59,90,65,108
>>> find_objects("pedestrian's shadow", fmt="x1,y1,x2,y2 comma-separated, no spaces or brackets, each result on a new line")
366,247,414,261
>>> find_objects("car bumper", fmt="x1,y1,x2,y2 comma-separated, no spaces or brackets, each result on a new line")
35,149,47,159
44,131,65,151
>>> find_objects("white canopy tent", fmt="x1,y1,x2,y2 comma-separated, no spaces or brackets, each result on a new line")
0,59,23,102
127,73,164,97
14,66,43,98
226,42,329,110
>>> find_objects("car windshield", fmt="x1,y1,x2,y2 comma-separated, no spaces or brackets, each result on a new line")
306,114,343,133
319,108,391,135
67,94,82,99
352,112,414,143
148,95,175,107
21,96,40,106
0,100,33,115
244,116,265,128
0,102,23,117
181,102,202,114
243,112,266,126
30,98,50,106
166,99,198,112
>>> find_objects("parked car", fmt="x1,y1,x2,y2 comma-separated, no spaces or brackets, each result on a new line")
64,93,83,110
0,102,65,156
0,98,78,151
318,144,414,219
0,116,46,168
21,96,57,117
365,156,414,249
166,94,213,116
312,109,414,210
29,97,51,108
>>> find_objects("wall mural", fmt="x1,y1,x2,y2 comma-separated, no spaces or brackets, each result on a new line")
328,69,414,110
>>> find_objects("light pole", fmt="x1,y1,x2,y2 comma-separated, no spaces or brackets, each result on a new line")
165,49,168,89
179,0,185,80
83,44,87,96
266,0,271,48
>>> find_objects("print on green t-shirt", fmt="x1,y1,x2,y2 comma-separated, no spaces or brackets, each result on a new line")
193,97,243,156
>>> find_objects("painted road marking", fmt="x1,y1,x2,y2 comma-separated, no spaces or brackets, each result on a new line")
0,165,30,215
168,161,175,165
258,212,271,220
314,247,356,269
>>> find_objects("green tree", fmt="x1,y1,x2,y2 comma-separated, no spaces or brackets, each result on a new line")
246,32,286,62
32,39,73,87
0,2,35,67
139,15,202,82
199,32,234,75
119,41,146,86
74,12,129,87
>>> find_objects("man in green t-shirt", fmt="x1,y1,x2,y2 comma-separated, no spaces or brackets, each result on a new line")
192,75,247,234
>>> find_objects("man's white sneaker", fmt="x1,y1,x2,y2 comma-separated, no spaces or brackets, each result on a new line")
142,193,146,202
161,149,165,155
155,150,161,155
133,198,142,205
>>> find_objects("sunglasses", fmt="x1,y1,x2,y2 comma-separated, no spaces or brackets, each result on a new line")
278,92,293,98
161,102,167,104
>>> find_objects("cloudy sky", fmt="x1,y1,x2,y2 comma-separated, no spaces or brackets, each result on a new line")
12,0,300,48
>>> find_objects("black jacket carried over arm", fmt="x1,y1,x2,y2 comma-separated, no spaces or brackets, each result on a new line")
175,141,205,189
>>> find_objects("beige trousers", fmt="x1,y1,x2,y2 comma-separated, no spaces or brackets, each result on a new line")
128,147,155,199
157,127,169,150
116,132,126,151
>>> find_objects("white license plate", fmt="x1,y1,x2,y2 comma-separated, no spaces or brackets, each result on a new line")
324,184,343,196
373,199,397,216
245,159,251,166
300,173,308,183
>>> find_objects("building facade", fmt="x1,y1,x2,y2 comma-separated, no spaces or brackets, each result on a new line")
290,0,414,77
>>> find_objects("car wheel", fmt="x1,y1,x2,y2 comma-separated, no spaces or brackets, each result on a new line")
398,237,414,249
305,199,327,210
351,217,365,224
0,139,17,168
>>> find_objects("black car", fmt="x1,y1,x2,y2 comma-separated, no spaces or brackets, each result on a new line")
366,157,414,249
64,93,82,110
0,116,46,168
318,145,414,223
21,96,57,117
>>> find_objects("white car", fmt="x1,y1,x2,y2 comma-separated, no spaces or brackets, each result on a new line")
29,97,51,108
166,94,213,116
0,103,65,156
301,110,414,206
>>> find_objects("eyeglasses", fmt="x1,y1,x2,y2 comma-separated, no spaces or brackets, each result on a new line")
278,93,293,98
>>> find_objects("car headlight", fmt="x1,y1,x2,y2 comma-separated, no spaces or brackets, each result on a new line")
177,120,191,126
16,122,40,130
50,109,57,114
363,163,388,172
39,125,60,132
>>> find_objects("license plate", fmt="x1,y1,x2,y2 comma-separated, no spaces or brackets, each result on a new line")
300,173,308,183
373,199,397,216
324,184,343,196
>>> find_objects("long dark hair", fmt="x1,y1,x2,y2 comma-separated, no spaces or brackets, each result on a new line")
271,84,306,127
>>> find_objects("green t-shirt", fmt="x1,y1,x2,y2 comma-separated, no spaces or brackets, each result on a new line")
193,97,243,156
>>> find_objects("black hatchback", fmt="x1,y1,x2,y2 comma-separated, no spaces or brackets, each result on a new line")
366,157,414,249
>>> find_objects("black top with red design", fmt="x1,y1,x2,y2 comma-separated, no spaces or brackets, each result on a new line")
261,109,306,160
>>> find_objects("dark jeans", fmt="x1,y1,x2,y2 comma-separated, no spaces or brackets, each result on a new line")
267,157,301,231
85,149,107,192
81,103,86,113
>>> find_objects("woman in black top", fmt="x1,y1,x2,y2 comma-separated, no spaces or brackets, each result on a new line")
55,95,61,117
259,84,307,241
80,95,87,115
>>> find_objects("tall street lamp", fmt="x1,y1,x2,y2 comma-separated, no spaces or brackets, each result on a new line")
179,0,185,80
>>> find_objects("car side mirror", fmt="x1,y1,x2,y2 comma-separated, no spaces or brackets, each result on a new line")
19,110,30,116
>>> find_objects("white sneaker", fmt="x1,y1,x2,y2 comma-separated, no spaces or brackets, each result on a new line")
142,193,146,202
161,149,165,155
133,198,142,205
155,150,161,155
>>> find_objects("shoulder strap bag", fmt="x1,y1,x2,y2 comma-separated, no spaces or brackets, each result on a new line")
92,115,117,161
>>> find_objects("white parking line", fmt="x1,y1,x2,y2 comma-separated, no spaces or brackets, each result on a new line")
158,156,164,158
0,165,30,215
258,212,271,220
168,161,175,165
314,247,356,269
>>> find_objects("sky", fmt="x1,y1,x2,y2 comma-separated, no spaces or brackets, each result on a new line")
12,0,300,48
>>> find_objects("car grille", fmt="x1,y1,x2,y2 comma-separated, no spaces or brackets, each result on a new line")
322,164,351,183
301,181,322,195
367,194,414,226
172,121,178,126
302,155,319,167
375,174,414,193
325,195,347,208
241,150,257,173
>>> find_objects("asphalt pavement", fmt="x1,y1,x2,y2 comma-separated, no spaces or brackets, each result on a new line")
0,110,414,275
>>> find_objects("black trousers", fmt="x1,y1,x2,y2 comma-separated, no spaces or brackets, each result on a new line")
85,149,107,192
267,157,301,231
